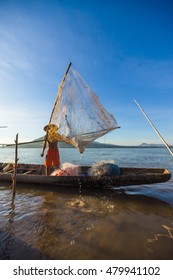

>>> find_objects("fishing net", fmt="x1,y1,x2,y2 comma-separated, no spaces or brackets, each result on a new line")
50,162,81,176
88,161,121,177
50,66,120,153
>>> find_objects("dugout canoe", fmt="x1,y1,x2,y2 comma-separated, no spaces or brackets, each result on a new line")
0,163,171,188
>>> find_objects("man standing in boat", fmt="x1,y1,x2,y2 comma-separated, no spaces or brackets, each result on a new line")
41,124,60,176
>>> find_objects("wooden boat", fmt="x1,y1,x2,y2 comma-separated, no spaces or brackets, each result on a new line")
0,163,171,188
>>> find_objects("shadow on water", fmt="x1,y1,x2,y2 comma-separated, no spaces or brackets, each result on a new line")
0,230,51,260
0,194,52,260
0,181,173,260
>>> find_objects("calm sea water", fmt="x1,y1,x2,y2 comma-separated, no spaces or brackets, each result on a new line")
0,147,173,260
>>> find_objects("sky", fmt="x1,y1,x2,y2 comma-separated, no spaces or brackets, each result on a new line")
0,0,173,147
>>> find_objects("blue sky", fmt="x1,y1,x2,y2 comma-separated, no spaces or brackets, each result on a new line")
0,0,173,146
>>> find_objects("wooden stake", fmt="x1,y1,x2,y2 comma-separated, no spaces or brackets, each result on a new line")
12,133,19,198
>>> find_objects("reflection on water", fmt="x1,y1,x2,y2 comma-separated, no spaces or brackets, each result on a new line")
0,183,173,260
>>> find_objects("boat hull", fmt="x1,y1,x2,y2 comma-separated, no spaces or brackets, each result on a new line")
0,164,171,188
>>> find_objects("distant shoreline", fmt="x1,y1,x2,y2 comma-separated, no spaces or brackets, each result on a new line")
0,144,172,149
0,137,172,149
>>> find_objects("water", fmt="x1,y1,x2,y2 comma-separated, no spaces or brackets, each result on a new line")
0,147,173,260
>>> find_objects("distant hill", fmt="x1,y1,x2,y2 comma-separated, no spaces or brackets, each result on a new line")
140,143,169,147
16,137,120,149
4,138,173,149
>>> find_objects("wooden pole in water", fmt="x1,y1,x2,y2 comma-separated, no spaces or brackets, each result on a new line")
12,133,19,198
133,98,173,157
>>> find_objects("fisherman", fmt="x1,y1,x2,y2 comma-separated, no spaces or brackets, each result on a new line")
41,124,60,176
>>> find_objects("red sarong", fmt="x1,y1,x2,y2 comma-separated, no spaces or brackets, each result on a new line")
44,149,60,167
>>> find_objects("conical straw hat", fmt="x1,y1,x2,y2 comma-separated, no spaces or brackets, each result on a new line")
44,124,58,132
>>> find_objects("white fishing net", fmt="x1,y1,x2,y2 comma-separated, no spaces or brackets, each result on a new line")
50,66,120,153
88,160,120,177
50,162,81,176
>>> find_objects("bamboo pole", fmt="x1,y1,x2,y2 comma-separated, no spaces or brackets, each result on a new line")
41,62,72,156
49,62,72,123
133,98,173,157
5,138,44,147
12,133,19,198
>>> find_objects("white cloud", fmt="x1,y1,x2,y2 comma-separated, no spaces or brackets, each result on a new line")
0,103,49,144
